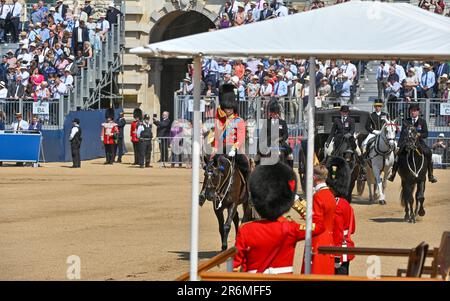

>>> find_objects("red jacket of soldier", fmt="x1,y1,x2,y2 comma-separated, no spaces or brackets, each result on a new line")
302,183,336,275
333,197,356,263
233,217,307,274
101,121,118,145
213,110,246,153
130,120,139,143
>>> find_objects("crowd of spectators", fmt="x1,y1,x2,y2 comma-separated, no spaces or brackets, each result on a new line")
0,0,122,104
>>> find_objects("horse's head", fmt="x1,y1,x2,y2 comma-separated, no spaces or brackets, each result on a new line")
404,123,419,152
201,156,231,203
382,119,398,149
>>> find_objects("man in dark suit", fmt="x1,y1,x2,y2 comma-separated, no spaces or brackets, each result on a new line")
115,111,126,163
315,64,324,89
72,20,89,53
106,3,122,25
389,103,437,183
7,76,25,99
28,116,42,133
326,105,357,155
55,0,68,19
153,111,171,165
48,30,58,48
83,0,94,16
259,1,273,20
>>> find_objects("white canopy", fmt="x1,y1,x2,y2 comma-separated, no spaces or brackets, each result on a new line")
131,1,450,60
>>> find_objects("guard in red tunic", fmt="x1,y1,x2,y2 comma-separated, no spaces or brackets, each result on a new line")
233,163,314,274
130,108,142,165
302,164,336,275
101,109,119,165
211,84,249,179
325,156,356,275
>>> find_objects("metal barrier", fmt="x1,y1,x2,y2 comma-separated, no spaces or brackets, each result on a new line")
0,97,66,130
385,98,450,132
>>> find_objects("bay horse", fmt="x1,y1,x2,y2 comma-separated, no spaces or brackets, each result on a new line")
363,119,397,205
199,155,253,251
398,123,427,223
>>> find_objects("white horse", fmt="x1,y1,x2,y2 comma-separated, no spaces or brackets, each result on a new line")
364,119,397,205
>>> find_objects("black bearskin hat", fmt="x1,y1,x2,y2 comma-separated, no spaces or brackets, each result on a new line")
219,83,238,112
325,156,351,199
268,99,280,114
133,108,143,120
249,162,297,221
105,108,115,120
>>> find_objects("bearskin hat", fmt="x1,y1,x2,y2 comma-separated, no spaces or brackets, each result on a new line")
219,83,238,112
133,108,143,120
325,156,351,199
268,99,280,114
249,162,297,221
105,108,115,120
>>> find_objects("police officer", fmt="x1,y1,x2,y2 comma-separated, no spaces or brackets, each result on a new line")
115,112,126,163
137,114,153,168
326,105,357,155
361,100,390,156
257,99,293,168
69,118,82,168
389,103,437,183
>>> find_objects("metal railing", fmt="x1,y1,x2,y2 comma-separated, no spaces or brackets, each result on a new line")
0,97,66,130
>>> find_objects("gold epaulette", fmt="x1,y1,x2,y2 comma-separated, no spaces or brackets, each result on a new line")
299,223,316,231
292,199,307,219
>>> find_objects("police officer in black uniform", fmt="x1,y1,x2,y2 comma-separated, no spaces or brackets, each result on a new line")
137,114,153,168
69,118,82,168
326,105,357,154
389,103,437,183
115,112,126,163
256,99,293,168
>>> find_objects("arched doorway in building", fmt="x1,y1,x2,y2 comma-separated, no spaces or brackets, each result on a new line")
150,11,216,117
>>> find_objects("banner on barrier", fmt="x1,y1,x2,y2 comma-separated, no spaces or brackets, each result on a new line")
33,102,50,115
440,103,450,116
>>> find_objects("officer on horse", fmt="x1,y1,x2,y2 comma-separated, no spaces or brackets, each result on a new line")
388,103,437,183
361,99,390,157
256,99,294,168
326,105,358,157
211,83,250,180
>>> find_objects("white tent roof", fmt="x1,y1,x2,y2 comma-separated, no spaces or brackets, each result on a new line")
131,1,450,60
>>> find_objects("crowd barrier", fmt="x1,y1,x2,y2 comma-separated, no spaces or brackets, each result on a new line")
0,131,42,165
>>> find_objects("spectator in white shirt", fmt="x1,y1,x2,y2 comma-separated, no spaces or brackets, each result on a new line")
391,60,406,83
340,60,357,83
260,76,273,97
0,0,11,43
97,13,110,41
62,69,74,89
0,80,7,98
11,112,29,132
52,77,68,99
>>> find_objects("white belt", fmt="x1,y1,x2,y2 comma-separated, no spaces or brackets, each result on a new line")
248,266,293,274
343,230,349,236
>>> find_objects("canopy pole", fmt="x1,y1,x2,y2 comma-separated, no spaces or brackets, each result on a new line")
304,56,316,275
189,55,202,281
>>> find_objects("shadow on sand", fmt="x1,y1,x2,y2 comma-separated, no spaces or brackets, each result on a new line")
168,251,220,261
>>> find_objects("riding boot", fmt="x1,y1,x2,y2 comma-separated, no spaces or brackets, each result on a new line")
288,159,294,169
427,157,438,183
388,161,398,182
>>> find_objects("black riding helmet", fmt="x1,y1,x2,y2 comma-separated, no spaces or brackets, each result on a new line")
219,84,238,112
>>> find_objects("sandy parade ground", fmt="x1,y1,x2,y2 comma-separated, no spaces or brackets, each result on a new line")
0,154,449,280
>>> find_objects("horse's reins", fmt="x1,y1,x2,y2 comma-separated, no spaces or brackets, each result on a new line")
214,157,235,210
406,137,424,179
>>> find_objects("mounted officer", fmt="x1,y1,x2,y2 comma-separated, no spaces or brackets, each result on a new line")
388,103,437,183
361,99,390,156
256,99,293,168
326,105,357,156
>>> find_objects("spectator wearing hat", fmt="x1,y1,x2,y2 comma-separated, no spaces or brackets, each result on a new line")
273,73,288,97
339,73,352,105
69,118,82,168
233,3,246,26
62,68,74,89
49,7,64,25
419,63,435,99
97,13,110,42
55,0,68,19
432,133,447,169
11,112,28,132
437,74,448,99
177,77,193,95
403,68,419,101
233,163,312,274
106,2,122,25
83,0,94,17
137,114,153,168
317,77,331,100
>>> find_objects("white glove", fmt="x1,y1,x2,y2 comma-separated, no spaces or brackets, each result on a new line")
373,130,381,135
228,149,236,157
249,138,254,145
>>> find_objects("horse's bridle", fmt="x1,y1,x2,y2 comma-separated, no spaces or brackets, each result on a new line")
374,122,397,156
206,156,235,210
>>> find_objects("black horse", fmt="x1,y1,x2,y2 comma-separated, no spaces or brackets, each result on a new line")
199,155,254,251
398,124,427,223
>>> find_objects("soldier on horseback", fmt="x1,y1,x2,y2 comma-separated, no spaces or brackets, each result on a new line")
255,99,294,168
326,105,358,156
361,100,390,156
211,83,250,180
388,103,437,183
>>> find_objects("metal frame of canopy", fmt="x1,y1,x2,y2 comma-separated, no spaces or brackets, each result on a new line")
131,2,450,281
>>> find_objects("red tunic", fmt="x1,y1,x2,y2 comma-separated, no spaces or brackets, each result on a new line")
101,122,118,145
233,217,306,274
333,197,356,263
213,110,246,153
302,185,336,275
130,120,139,143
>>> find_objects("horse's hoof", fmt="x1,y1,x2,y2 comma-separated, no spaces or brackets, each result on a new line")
378,200,386,205
418,208,425,217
